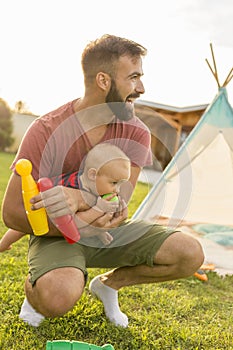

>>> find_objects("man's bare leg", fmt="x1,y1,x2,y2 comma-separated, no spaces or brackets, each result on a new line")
19,267,85,326
103,232,204,287
89,232,204,326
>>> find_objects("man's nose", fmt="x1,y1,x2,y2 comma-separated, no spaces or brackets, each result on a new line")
136,79,145,94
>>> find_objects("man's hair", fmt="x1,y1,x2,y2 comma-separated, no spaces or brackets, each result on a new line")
81,34,147,85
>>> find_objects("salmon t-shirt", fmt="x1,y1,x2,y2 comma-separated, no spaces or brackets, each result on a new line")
11,100,152,180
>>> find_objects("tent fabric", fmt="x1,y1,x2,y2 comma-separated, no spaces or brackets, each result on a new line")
178,225,233,276
133,88,233,227
133,87,233,275
192,223,233,246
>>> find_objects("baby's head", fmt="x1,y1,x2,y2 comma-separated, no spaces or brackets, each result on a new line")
83,143,131,196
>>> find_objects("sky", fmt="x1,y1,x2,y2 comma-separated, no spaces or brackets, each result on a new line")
0,0,233,116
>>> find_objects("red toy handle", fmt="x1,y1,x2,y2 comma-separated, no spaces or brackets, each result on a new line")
37,177,80,244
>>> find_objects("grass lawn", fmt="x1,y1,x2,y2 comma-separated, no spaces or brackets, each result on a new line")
0,152,232,350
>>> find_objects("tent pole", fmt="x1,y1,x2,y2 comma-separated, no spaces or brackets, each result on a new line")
205,58,218,84
210,43,221,88
222,67,233,87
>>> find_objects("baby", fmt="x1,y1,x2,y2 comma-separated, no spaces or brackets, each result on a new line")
0,143,131,251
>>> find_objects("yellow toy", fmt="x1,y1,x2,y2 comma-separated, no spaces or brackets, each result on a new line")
15,159,49,236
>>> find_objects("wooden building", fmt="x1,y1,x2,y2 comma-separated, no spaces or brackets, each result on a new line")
135,100,208,170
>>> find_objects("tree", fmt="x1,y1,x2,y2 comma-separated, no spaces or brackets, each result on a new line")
15,100,32,114
15,100,23,113
0,98,14,151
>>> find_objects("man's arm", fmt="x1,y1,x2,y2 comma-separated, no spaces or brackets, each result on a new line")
37,165,140,231
2,173,92,236
2,173,33,233
1,173,63,235
4,165,141,236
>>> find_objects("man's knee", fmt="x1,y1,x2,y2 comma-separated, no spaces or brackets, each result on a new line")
181,236,205,275
26,267,85,317
155,231,204,276
176,233,204,276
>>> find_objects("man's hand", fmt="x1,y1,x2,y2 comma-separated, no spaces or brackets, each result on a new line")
30,186,96,219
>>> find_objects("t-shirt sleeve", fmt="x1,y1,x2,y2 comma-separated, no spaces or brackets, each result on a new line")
10,118,53,180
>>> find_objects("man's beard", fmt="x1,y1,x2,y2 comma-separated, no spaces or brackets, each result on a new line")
106,79,138,121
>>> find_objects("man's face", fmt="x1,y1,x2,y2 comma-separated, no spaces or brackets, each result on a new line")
105,55,145,120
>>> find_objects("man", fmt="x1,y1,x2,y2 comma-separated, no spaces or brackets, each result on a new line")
2,34,204,328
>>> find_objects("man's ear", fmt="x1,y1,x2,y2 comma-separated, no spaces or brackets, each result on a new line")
87,168,97,181
96,72,111,91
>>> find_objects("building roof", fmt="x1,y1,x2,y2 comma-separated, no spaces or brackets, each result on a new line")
135,99,208,113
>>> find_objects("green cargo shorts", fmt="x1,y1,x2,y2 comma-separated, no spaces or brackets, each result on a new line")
28,219,176,285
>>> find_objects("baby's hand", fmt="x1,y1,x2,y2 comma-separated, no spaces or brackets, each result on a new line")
95,195,119,213
98,231,113,245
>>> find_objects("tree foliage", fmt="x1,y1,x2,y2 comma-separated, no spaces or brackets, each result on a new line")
0,98,14,151
15,100,32,114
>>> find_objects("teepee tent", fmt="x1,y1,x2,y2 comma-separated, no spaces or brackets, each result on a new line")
133,45,233,228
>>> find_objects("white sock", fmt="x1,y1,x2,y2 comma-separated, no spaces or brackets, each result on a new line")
19,298,45,327
89,275,128,328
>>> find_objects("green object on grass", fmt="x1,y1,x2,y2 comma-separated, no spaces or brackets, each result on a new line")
46,340,115,350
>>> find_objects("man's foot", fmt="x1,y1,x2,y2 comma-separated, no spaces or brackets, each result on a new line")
19,298,45,327
89,275,128,328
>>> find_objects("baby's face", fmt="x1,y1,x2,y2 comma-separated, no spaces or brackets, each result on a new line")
95,159,130,196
